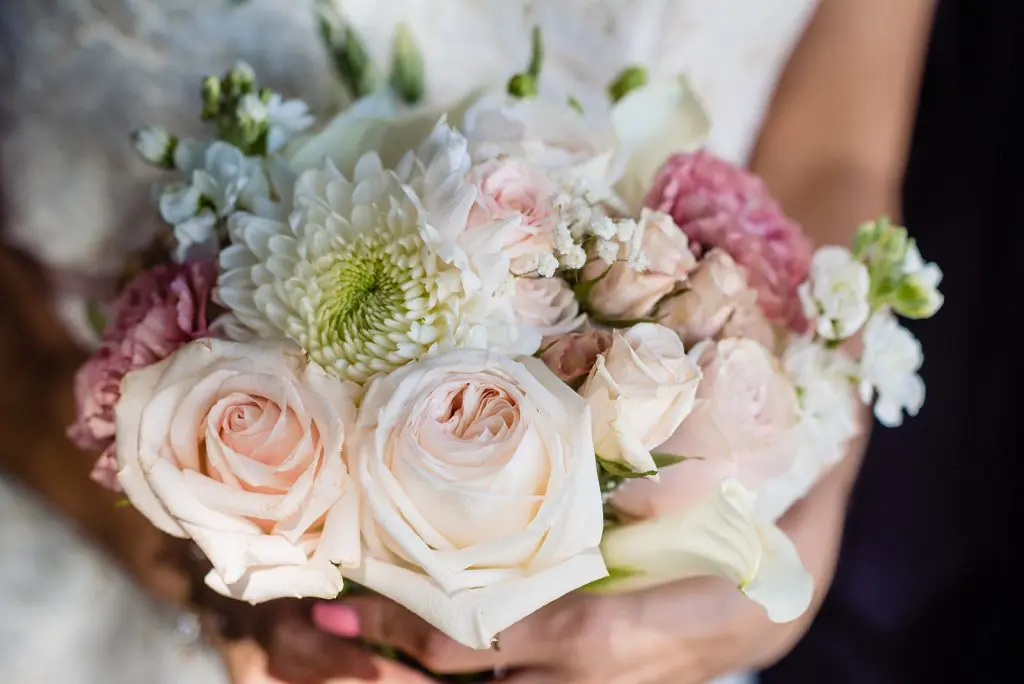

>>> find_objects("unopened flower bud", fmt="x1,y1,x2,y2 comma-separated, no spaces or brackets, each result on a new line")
132,126,177,168
607,65,648,103
237,93,269,125
200,76,222,119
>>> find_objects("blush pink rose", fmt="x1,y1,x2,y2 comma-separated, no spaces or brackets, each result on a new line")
581,210,697,320
468,158,558,274
67,260,217,490
539,329,614,386
646,152,813,330
613,338,800,518
116,339,361,603
658,249,776,350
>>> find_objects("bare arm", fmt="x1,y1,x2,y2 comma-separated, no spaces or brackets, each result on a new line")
738,0,935,668
751,0,935,240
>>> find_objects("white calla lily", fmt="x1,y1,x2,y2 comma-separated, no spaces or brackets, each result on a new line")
591,478,813,624
611,76,711,212
284,89,482,176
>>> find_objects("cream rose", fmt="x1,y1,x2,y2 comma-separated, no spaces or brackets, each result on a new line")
515,277,585,338
115,339,360,602
346,349,607,650
614,338,800,518
582,210,697,321
658,248,765,346
581,323,702,475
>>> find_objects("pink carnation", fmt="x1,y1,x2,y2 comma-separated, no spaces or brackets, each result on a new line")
645,151,813,330
68,260,217,490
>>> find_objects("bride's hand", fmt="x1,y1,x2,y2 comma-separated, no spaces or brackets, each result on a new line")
312,580,761,684
212,599,435,684
310,435,868,683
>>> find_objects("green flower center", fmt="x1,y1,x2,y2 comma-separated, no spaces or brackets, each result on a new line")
322,248,403,337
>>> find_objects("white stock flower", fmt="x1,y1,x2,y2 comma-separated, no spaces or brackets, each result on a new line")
160,141,274,262
898,243,945,318
593,479,813,624
858,310,925,427
346,350,607,650
581,323,702,475
799,246,871,340
217,125,529,384
240,93,315,154
755,336,860,521
133,126,174,165
115,339,361,603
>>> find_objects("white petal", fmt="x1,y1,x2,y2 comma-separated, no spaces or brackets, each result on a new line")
594,479,813,623
741,521,814,623
205,563,344,603
344,549,607,650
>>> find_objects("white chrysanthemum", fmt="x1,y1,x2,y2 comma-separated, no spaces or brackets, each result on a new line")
217,125,533,384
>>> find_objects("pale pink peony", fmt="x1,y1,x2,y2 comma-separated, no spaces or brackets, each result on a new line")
646,151,813,330
68,260,217,490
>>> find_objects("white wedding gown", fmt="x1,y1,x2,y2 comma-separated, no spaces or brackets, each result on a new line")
2,0,817,681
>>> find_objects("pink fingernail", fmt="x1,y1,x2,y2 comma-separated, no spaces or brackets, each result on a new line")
312,602,362,638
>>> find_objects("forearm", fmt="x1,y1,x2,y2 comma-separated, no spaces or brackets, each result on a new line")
745,404,872,670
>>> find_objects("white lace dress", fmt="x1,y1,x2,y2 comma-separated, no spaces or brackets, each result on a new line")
2,1,817,680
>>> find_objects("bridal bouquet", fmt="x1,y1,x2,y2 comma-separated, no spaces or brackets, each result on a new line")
68,28,942,657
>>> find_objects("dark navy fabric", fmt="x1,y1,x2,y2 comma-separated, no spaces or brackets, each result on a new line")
762,1,1023,681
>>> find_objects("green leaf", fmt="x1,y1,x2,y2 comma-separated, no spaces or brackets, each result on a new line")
567,95,584,114
598,458,656,479
649,452,700,469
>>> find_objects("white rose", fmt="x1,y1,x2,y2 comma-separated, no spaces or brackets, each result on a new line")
858,310,925,427
798,246,871,340
115,339,360,602
347,349,607,650
581,323,702,475
593,479,813,624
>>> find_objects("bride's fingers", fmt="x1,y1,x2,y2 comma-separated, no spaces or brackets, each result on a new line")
315,597,551,674
242,598,430,684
